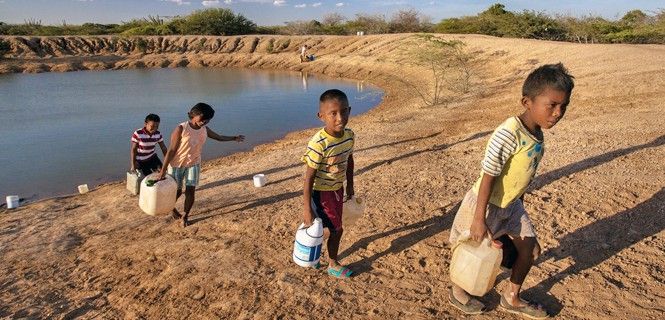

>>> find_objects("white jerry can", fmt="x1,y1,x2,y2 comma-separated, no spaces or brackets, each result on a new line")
138,173,177,216
126,170,144,195
450,235,503,296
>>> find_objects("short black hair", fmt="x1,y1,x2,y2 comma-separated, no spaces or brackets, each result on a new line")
319,89,349,106
145,113,160,123
188,102,215,120
522,63,575,99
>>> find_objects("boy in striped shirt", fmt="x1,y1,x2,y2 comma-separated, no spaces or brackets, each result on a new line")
302,89,355,279
448,63,575,318
130,114,167,176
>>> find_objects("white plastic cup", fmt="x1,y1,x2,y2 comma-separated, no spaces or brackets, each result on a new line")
6,195,19,209
253,174,267,187
78,184,89,194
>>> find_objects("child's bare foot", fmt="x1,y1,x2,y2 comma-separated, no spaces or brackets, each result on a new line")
499,291,548,319
172,209,182,220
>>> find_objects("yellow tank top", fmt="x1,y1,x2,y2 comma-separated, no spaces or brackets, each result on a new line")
472,117,544,208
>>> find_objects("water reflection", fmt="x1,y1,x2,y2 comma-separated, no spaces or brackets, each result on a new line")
301,71,309,91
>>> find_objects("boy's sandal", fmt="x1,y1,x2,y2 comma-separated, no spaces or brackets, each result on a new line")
448,287,485,315
327,266,353,279
499,294,549,319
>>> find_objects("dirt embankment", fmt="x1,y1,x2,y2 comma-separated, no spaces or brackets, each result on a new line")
0,34,664,319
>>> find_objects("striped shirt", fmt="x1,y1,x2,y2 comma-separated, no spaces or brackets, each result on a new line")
131,128,163,161
302,128,355,191
473,117,544,208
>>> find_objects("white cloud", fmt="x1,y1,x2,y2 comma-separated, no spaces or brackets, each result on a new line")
336,2,344,7
162,0,191,5
273,0,286,6
312,2,322,7
202,0,220,6
225,0,233,3
294,3,306,8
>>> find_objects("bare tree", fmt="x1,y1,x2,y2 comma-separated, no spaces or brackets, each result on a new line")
322,12,346,26
348,13,389,34
390,8,423,33
396,35,473,107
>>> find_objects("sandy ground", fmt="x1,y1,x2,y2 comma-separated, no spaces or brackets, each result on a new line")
0,34,664,319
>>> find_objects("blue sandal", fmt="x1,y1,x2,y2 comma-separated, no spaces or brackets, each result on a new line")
327,266,353,278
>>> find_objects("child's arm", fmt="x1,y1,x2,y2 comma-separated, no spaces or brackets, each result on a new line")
470,173,496,242
345,153,354,199
206,127,245,142
157,125,183,180
130,142,139,172
158,141,167,156
303,166,317,226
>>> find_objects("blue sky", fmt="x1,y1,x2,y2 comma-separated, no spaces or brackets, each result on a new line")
0,0,662,26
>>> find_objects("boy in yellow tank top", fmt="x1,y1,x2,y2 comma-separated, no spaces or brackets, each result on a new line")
448,63,575,318
157,103,245,227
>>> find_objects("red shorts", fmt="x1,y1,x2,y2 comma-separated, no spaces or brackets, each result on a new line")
311,188,344,233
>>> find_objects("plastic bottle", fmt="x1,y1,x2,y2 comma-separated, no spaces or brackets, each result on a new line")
138,173,177,216
292,218,324,267
342,196,365,226
449,234,503,296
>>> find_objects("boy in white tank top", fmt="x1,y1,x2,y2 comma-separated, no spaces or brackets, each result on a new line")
157,103,245,227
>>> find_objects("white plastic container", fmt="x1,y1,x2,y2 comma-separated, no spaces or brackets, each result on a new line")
126,171,143,195
138,173,177,216
342,196,365,226
292,218,324,267
253,174,267,187
6,195,19,209
449,235,503,296
78,184,89,194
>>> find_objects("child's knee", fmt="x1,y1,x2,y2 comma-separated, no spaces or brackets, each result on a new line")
513,236,537,260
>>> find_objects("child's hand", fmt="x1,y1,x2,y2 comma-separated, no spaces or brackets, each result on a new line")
235,135,245,142
470,218,491,242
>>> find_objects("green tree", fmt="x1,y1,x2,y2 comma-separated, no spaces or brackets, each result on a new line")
178,8,256,35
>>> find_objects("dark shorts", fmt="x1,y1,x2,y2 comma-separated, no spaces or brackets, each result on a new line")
311,188,344,233
136,155,163,176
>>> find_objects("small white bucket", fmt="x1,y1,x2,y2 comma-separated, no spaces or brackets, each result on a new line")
78,184,89,194
6,195,19,209
253,174,267,187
